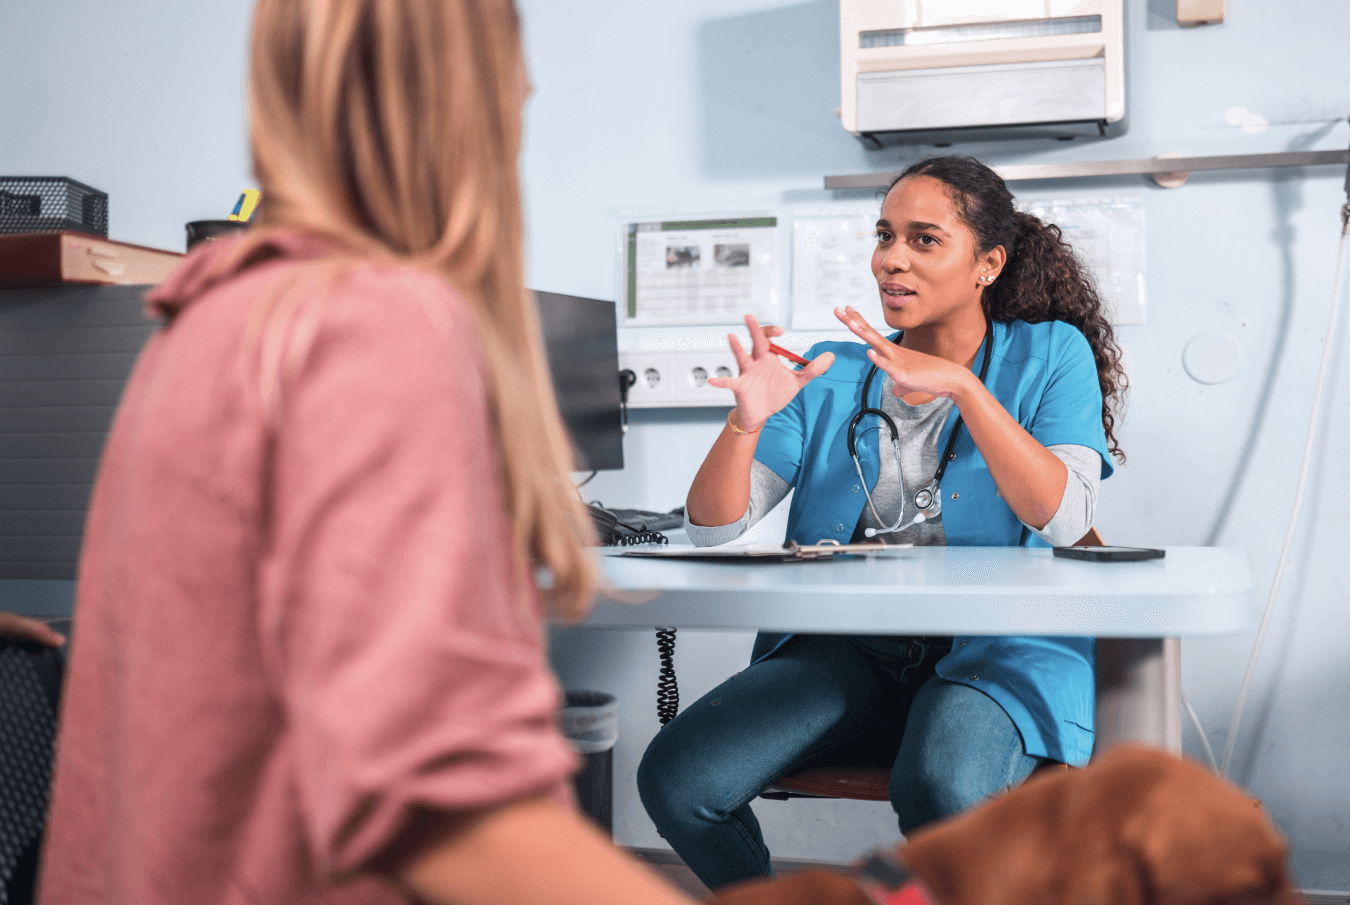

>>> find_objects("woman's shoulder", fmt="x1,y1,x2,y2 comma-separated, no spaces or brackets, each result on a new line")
248,255,472,355
802,338,872,382
997,318,1093,365
161,230,474,339
326,256,468,318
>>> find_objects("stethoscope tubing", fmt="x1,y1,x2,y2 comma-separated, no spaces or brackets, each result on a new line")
849,318,994,535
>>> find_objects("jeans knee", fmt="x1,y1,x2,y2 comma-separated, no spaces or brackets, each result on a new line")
636,746,669,813
637,736,697,830
895,753,998,832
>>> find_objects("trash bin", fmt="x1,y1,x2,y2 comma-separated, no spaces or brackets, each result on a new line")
560,690,619,836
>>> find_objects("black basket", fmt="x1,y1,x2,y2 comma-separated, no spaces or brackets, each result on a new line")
0,176,108,238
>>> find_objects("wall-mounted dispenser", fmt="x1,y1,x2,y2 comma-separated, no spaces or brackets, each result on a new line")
839,0,1125,147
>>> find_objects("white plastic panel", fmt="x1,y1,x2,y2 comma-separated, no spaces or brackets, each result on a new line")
856,58,1106,133
861,16,1101,48
918,0,1049,28
839,0,1123,135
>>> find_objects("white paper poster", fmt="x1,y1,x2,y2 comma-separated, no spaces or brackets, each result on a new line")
1022,195,1147,326
790,216,883,331
622,216,780,326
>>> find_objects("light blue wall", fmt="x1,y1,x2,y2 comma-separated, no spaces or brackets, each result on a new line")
2,0,1347,889
521,0,1350,886
0,2,254,251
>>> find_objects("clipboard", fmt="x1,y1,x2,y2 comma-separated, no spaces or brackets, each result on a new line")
618,540,913,562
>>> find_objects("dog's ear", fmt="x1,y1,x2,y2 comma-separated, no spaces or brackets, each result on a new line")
1049,775,1156,905
1102,753,1301,905
902,767,1075,905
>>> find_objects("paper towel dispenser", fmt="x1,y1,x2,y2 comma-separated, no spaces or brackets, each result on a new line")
839,0,1125,146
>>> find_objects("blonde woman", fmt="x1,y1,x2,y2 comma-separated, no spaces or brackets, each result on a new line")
38,3,696,904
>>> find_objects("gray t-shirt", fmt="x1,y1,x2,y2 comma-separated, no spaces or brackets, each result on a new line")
849,381,952,547
686,373,1101,548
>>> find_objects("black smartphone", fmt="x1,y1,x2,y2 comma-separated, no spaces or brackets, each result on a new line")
1052,545,1165,562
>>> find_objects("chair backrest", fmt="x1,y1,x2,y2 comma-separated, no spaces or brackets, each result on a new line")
0,639,63,901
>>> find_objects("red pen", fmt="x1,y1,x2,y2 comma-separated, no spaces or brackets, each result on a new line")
768,342,811,367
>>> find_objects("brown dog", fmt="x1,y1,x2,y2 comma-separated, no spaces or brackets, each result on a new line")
710,746,1303,905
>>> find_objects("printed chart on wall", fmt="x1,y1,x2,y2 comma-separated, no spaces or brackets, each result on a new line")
623,217,780,326
791,214,883,331
1022,196,1146,325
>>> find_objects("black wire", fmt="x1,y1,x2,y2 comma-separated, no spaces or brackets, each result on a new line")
576,470,598,488
612,529,667,546
655,627,679,725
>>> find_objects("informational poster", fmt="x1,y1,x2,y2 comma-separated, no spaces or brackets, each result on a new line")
623,217,780,326
1022,195,1147,326
790,215,881,331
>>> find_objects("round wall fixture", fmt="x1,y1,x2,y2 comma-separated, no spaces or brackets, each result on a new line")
1183,332,1242,384
1151,152,1190,189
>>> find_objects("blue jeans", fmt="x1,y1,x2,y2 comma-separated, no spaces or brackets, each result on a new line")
636,634,1045,891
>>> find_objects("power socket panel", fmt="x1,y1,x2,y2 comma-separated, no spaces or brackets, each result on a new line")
670,351,738,405
619,352,675,406
621,348,804,408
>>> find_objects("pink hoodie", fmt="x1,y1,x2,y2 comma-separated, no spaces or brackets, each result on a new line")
40,233,577,904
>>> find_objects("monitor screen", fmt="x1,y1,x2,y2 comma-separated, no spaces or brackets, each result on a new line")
533,290,624,471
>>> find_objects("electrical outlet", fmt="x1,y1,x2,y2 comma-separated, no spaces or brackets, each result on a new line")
619,352,674,406
620,348,803,407
671,351,739,405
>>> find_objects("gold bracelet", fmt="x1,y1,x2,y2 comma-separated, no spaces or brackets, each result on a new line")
727,409,762,435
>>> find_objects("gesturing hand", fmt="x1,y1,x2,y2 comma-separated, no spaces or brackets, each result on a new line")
834,306,969,401
710,314,834,431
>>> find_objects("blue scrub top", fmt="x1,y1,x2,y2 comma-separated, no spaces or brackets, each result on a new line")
753,318,1113,766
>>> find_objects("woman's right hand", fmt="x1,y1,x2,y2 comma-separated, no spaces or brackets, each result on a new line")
709,314,834,430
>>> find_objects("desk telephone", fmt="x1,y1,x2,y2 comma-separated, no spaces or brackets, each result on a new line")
587,504,683,546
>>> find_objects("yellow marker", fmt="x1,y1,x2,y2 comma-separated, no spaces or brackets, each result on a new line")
228,189,261,222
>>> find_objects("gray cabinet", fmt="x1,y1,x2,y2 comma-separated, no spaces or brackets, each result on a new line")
0,285,159,579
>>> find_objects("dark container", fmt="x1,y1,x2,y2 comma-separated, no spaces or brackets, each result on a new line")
185,219,250,251
560,690,619,836
0,177,108,238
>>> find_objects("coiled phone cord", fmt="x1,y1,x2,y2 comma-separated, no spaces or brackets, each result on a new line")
613,529,668,546
655,627,679,725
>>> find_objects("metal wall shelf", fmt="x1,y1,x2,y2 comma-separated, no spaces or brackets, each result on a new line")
823,149,1350,190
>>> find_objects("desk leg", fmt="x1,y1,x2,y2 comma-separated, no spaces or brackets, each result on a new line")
1093,637,1182,756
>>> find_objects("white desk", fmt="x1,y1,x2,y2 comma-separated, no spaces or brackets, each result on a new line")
579,545,1254,754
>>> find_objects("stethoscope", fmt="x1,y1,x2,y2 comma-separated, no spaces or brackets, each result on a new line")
847,318,993,538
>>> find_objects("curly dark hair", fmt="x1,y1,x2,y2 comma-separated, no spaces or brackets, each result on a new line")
892,156,1128,462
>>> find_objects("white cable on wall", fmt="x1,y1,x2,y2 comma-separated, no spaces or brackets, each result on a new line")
1183,690,1219,773
1220,204,1350,778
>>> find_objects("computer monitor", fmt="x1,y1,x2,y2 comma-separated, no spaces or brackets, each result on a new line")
533,290,624,471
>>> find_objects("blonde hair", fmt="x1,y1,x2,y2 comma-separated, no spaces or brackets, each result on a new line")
244,0,597,617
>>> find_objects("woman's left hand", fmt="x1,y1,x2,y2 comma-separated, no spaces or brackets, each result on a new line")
836,307,1069,531
834,306,969,400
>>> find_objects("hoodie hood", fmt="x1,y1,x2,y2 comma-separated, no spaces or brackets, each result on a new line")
146,229,343,321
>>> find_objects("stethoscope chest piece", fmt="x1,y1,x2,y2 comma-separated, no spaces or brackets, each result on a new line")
849,319,992,537
912,481,937,513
